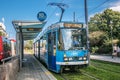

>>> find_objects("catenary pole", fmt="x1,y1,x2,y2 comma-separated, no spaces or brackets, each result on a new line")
84,0,89,50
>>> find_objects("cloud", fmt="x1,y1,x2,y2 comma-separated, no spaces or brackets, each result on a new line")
55,13,60,16
89,1,120,19
110,6,120,12
109,1,120,12
2,17,5,22
89,11,103,20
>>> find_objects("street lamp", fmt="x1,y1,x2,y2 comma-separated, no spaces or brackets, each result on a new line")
110,21,113,54
84,0,89,50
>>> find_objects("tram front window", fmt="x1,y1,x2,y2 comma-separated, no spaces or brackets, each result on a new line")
58,29,87,50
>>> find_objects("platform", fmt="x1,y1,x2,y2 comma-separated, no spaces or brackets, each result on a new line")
90,55,120,64
16,53,57,80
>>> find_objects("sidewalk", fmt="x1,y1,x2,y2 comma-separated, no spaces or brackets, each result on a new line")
90,55,120,64
16,53,57,80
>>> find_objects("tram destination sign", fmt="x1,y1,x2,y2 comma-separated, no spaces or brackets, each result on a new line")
27,28,41,31
64,23,83,28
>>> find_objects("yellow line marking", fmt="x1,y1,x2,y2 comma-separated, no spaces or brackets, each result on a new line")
45,71,51,75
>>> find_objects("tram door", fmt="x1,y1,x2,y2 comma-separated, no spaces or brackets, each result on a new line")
48,32,56,70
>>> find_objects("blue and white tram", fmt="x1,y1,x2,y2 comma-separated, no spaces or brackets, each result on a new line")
34,21,90,73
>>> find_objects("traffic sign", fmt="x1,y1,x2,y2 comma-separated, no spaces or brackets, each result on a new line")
37,11,47,21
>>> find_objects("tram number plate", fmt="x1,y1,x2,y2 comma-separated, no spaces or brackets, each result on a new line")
84,61,86,64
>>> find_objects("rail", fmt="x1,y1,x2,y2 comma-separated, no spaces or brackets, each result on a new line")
1,55,19,65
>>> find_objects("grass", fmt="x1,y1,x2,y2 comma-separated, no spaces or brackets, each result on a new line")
52,71,94,80
90,60,120,73
52,60,120,80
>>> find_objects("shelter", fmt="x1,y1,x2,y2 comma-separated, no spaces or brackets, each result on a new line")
12,20,46,68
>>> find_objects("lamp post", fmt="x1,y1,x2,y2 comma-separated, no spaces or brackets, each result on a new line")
84,0,89,50
110,21,113,54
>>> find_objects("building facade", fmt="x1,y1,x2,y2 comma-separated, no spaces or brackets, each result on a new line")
0,22,8,37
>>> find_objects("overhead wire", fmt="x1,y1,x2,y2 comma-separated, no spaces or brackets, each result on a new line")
89,0,112,13
36,0,65,40
41,0,112,22
46,0,65,21
78,0,112,21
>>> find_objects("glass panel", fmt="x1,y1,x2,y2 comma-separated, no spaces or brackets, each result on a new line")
58,28,87,50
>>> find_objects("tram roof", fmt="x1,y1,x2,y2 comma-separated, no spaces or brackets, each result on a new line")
12,20,46,40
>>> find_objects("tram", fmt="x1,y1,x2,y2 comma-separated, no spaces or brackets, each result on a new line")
34,21,89,73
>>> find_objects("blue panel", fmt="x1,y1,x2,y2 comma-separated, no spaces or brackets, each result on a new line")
64,50,88,57
56,51,64,72
56,51,64,62
48,55,56,70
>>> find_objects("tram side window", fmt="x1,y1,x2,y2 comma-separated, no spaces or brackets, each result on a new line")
48,32,52,54
40,39,43,53
40,39,43,48
41,35,47,54
81,29,87,48
53,32,56,48
36,41,39,56
40,39,42,54
53,32,56,56
35,43,37,55
58,30,64,50
34,43,35,54
44,35,47,53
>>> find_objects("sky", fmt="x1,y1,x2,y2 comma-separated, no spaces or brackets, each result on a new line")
0,0,120,39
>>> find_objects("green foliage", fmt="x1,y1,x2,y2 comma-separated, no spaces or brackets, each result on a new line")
89,31,106,46
0,31,2,36
24,40,33,49
0,31,6,36
89,9,120,54
91,46,99,54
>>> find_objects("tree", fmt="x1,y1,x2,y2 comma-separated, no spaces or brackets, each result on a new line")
0,31,6,36
24,40,33,49
0,31,2,36
89,9,120,38
89,9,120,54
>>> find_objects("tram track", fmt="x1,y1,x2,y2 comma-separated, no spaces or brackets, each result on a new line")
80,70,100,80
91,62,120,74
52,60,120,80
60,74,69,80
59,70,100,80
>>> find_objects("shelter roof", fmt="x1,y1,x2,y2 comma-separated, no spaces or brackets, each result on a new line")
12,20,46,40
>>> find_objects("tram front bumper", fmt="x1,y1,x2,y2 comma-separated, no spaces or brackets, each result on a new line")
56,60,88,65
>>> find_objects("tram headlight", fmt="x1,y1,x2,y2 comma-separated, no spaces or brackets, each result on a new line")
83,57,87,60
64,54,67,57
69,57,73,61
79,57,82,60
64,57,68,61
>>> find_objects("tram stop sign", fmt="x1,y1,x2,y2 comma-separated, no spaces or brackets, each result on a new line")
37,11,47,21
